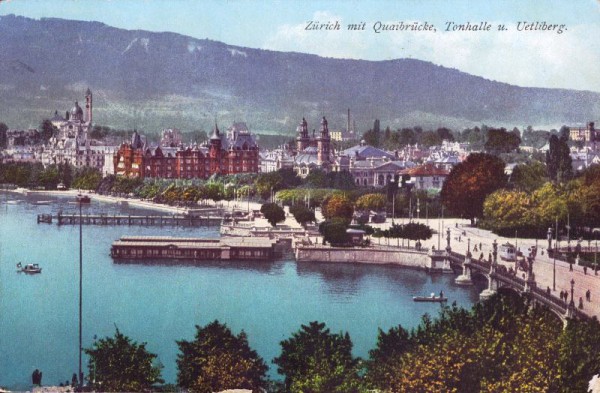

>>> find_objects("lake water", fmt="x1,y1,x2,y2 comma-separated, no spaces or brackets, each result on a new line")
0,192,485,390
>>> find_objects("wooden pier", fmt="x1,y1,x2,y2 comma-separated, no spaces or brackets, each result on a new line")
37,212,222,227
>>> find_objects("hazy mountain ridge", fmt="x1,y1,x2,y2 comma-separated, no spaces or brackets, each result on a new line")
0,14,598,134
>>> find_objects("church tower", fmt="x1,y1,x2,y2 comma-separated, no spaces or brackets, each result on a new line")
296,117,310,152
317,116,331,166
85,88,93,124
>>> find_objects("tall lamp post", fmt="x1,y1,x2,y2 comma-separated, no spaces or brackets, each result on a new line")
78,200,83,386
548,227,555,291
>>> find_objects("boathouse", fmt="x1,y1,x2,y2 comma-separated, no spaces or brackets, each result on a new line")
110,236,277,261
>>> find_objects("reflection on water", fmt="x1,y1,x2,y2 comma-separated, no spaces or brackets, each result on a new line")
116,258,286,275
0,193,485,390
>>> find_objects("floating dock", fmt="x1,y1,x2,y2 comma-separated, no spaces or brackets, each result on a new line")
110,236,279,261
37,212,221,226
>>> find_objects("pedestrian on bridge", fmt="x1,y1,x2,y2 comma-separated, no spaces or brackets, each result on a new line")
586,289,591,302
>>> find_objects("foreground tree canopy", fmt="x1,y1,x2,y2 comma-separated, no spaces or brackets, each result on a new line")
85,328,163,392
273,321,362,393
76,293,600,392
441,152,507,223
369,292,600,393
176,320,268,393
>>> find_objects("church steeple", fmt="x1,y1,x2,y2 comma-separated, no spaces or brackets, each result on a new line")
296,117,310,152
85,88,93,124
317,116,330,166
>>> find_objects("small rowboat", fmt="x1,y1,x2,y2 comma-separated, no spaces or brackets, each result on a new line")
413,293,447,302
17,262,42,274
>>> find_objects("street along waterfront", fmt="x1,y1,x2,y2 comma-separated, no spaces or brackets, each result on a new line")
0,193,485,389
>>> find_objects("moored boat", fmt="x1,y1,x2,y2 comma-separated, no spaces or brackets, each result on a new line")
76,194,91,203
16,262,42,274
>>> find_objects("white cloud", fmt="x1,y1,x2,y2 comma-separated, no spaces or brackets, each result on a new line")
263,15,600,92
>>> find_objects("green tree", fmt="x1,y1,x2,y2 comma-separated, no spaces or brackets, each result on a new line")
72,167,103,191
261,202,286,227
273,321,362,393
546,134,572,183
441,153,507,224
203,182,223,202
558,318,600,392
398,128,417,146
326,170,356,190
483,189,531,232
0,122,7,148
176,321,267,393
484,127,521,155
362,119,381,147
436,127,455,142
510,161,547,192
85,328,163,392
319,218,351,246
389,293,563,392
574,165,600,228
403,222,433,243
256,171,284,200
58,162,73,188
289,205,316,227
37,165,60,189
365,325,412,388
321,194,354,223
355,193,387,212
39,119,57,142
305,168,329,188
419,130,442,147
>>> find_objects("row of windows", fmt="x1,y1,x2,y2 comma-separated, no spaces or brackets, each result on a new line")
112,247,269,258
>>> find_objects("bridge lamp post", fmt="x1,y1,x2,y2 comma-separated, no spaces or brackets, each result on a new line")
570,278,575,307
594,229,600,275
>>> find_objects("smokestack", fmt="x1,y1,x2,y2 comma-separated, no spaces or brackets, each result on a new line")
347,108,350,133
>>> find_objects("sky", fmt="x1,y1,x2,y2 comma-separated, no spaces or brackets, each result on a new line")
1,0,599,92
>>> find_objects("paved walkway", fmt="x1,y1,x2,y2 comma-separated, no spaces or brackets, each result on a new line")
413,218,600,320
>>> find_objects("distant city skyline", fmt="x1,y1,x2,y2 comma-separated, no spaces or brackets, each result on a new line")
1,0,599,92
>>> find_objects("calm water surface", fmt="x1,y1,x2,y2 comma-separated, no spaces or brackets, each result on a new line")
0,192,485,389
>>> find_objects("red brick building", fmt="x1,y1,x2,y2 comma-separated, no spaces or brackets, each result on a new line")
114,123,259,179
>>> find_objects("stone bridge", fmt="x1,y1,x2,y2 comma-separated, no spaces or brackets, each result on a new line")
430,229,588,326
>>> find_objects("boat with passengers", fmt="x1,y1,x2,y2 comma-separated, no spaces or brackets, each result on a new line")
16,262,42,274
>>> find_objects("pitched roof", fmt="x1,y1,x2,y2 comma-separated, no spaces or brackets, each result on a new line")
342,144,394,159
400,163,449,177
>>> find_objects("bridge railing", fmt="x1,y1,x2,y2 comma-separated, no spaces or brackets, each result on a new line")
468,258,491,271
493,272,526,291
530,287,568,314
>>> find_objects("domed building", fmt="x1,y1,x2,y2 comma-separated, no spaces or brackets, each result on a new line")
293,116,333,178
41,89,108,171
